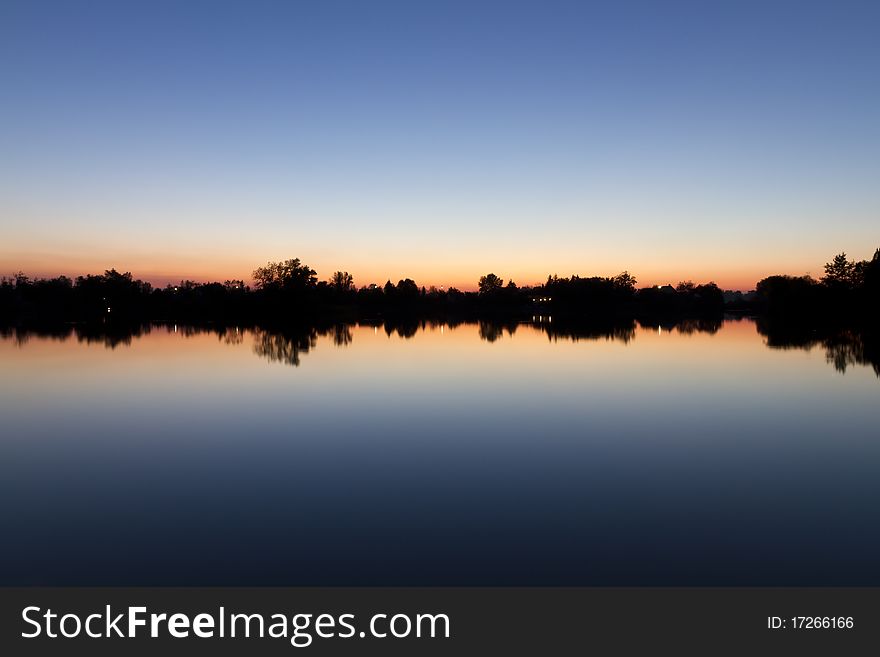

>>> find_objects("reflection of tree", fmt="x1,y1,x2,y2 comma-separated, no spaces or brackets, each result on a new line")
9,318,878,379
252,327,318,367
329,324,353,346
757,319,880,377
75,323,151,349
4,325,74,346
219,327,244,345
178,325,202,338
540,319,637,344
673,318,722,335
478,320,518,343
823,331,878,376
479,322,503,343
637,318,721,336
4,322,357,367
383,318,421,339
435,319,463,331
171,324,244,345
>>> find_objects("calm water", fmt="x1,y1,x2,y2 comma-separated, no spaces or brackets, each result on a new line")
1,318,878,585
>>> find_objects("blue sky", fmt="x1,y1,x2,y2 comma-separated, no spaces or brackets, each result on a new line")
1,0,878,289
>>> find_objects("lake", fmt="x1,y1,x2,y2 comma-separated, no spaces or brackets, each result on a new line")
1,317,878,585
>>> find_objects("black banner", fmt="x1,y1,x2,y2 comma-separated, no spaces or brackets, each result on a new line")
1,588,876,655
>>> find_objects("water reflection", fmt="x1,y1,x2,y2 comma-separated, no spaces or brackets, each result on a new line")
2,319,879,377
252,327,318,367
541,318,637,343
252,324,354,366
330,324,353,346
652,317,722,335
219,326,244,345
479,320,518,342
383,317,423,339
1,322,153,349
757,319,880,377
3,317,880,586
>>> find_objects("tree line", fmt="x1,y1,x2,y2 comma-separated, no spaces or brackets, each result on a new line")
754,249,880,321
1,248,878,324
6,316,876,377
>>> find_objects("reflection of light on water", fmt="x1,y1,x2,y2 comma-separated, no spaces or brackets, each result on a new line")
174,324,178,333
440,325,445,334
374,327,378,335
658,326,662,335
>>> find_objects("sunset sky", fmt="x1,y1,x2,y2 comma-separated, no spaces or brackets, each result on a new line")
2,0,878,291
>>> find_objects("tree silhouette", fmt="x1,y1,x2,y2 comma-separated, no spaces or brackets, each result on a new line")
613,271,637,292
3,246,878,324
396,278,419,299
329,271,354,292
822,253,856,288
252,259,317,291
864,249,880,297
478,273,504,294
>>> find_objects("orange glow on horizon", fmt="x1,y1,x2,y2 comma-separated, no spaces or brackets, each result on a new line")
3,256,784,293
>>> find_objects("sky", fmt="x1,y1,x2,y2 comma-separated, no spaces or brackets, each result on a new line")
1,0,878,291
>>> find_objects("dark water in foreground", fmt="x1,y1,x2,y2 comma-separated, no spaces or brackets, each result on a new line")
1,318,878,585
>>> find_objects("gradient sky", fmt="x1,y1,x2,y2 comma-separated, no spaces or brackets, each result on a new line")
1,0,878,290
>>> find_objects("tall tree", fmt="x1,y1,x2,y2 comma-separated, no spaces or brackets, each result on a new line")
329,271,354,292
822,253,855,288
252,259,317,291
478,273,504,294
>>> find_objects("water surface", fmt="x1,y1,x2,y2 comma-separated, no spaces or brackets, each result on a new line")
1,318,878,584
